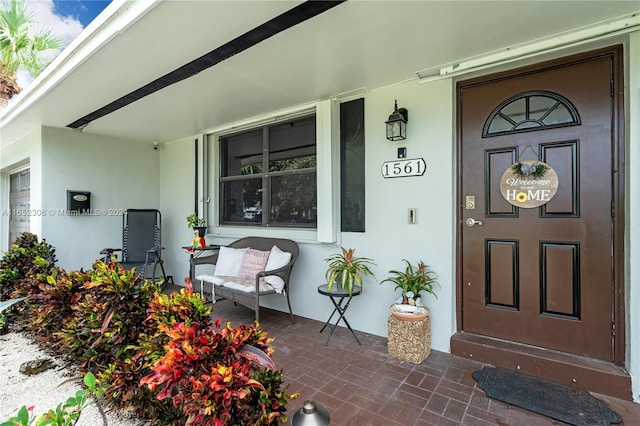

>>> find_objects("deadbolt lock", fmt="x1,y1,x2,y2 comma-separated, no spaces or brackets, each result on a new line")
465,195,475,210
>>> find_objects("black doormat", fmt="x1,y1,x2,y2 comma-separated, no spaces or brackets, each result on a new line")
472,366,622,426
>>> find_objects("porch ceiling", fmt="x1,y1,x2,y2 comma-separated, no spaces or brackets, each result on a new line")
2,1,639,144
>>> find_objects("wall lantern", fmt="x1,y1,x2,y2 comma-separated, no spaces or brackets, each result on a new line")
385,100,408,141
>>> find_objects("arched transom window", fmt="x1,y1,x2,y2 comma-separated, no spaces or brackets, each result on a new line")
483,90,580,137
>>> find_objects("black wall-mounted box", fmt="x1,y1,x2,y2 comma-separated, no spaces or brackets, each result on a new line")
67,190,91,213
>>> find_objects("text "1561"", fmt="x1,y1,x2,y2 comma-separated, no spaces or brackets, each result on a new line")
381,158,426,178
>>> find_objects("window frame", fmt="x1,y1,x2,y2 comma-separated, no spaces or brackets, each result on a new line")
482,90,581,137
204,99,339,243
219,117,317,228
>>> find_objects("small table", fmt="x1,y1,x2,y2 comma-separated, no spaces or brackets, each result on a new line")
317,284,362,346
182,245,221,280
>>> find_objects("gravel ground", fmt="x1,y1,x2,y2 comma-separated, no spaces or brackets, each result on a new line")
0,332,147,426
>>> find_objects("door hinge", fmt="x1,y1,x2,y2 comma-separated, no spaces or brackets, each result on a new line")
611,199,615,217
610,78,614,97
612,322,616,336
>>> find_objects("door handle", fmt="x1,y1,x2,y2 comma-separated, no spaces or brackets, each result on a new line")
465,218,483,227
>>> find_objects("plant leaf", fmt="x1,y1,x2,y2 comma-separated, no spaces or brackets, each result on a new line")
0,296,28,314
83,372,96,390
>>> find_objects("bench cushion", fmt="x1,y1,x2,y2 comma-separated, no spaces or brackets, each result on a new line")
222,280,275,293
196,274,225,286
197,274,275,293
214,247,247,277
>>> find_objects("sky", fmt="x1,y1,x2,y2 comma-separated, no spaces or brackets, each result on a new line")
51,0,111,27
17,0,111,87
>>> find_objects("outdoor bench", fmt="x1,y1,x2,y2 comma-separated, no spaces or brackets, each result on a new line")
190,236,299,323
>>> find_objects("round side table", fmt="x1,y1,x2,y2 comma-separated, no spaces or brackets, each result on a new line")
317,284,362,346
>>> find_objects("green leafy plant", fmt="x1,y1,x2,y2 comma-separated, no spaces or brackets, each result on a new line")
381,259,439,305
141,316,296,425
53,260,158,370
324,247,376,295
0,0,63,101
186,213,205,228
0,232,56,301
27,269,89,343
0,232,57,334
99,279,212,423
0,372,102,426
511,161,549,178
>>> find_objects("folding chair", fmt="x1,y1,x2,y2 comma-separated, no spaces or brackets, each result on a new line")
100,209,168,284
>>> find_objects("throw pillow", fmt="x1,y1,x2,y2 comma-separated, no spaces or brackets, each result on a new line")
263,245,292,293
214,247,248,277
238,248,271,280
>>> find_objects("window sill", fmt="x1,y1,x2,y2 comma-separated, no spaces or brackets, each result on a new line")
208,225,322,245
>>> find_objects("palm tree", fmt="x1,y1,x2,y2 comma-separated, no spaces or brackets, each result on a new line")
0,0,62,105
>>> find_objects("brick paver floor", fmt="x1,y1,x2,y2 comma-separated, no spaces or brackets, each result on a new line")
170,283,640,425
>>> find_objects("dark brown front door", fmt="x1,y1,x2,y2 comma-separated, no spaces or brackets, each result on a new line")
459,48,622,362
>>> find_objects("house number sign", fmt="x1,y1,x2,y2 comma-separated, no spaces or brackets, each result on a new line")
381,158,426,178
500,160,558,208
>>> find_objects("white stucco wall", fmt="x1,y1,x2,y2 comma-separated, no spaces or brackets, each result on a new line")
266,80,455,352
0,128,43,249
627,30,639,402
158,135,200,284
157,79,456,353
39,127,160,270
341,79,455,352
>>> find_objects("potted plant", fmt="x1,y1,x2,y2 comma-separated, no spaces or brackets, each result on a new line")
324,247,375,295
382,259,438,321
186,213,206,237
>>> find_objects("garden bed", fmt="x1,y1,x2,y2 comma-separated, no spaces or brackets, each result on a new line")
0,233,295,425
0,331,146,425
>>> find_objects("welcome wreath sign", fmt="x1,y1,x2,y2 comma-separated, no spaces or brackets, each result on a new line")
500,160,558,208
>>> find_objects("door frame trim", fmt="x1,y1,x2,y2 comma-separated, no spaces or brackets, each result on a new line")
454,45,625,366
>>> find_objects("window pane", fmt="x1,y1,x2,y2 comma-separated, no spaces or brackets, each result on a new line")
221,129,263,177
488,115,513,133
529,96,557,120
269,117,316,172
514,121,542,130
217,114,317,228
21,171,29,191
341,98,365,232
221,178,263,224
270,173,316,226
10,174,19,192
500,98,526,123
543,104,574,125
